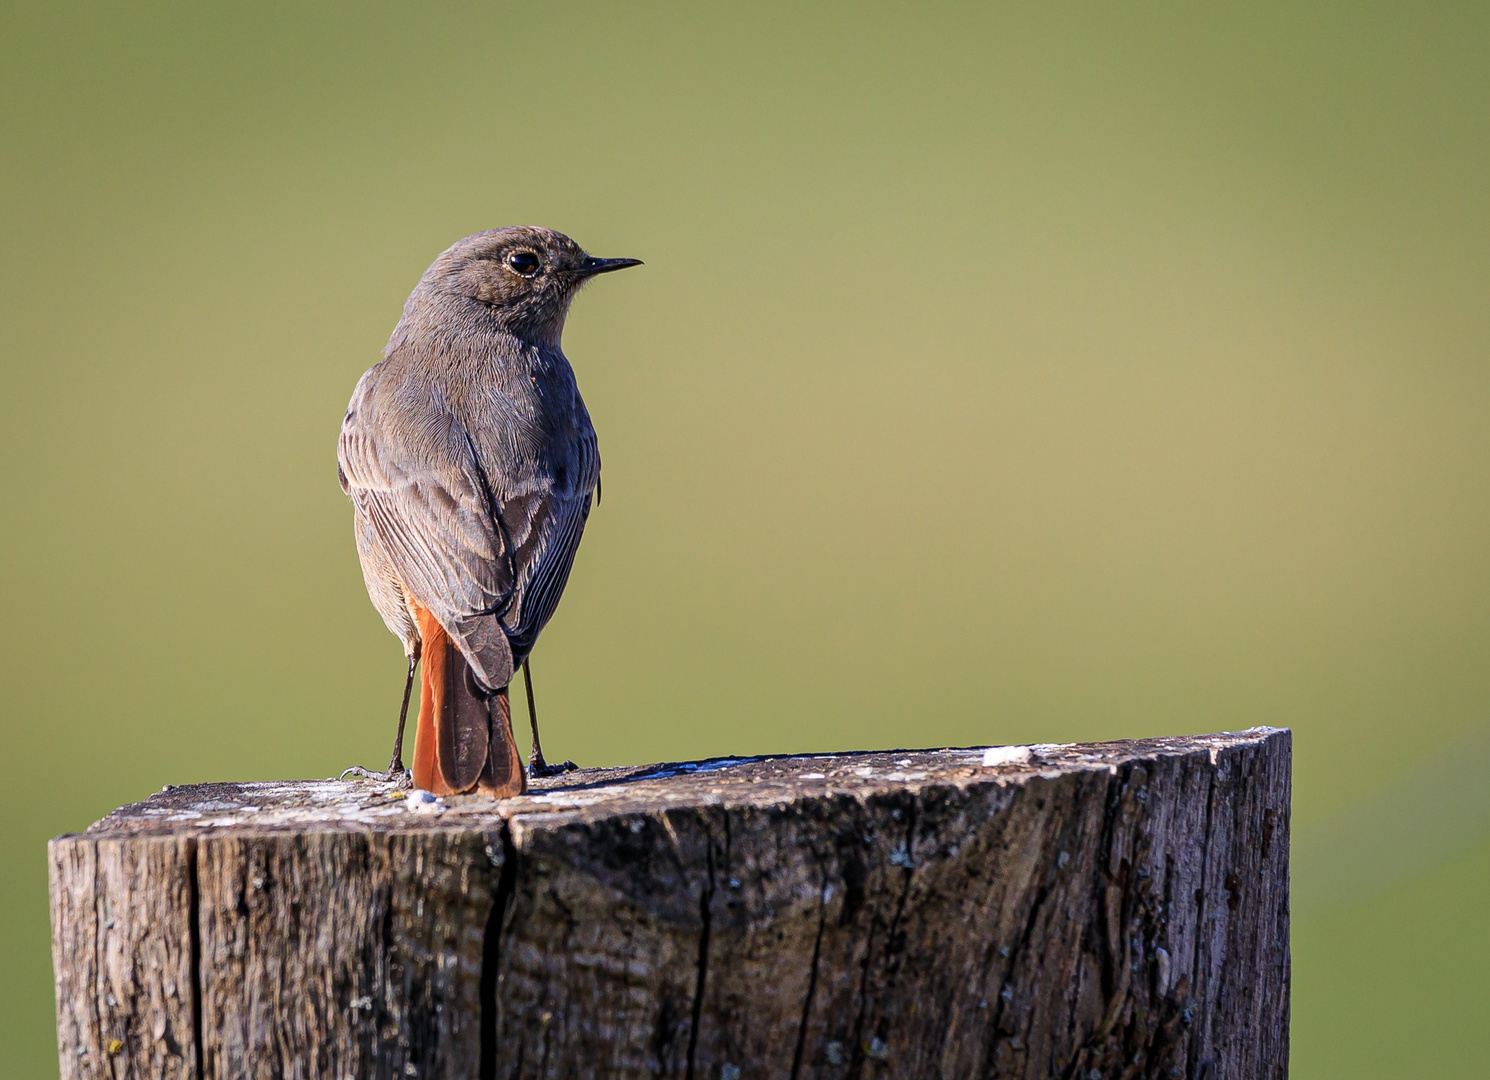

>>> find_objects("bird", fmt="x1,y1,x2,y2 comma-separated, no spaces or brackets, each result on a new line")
336,226,640,797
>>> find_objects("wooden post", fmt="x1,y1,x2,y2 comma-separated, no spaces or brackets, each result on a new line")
50,729,1290,1079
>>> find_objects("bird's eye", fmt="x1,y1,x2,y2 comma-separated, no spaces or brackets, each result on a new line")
506,251,541,276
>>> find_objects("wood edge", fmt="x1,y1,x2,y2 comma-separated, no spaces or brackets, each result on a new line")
69,728,1294,837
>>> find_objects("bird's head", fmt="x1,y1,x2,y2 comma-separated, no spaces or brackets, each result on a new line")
413,226,641,347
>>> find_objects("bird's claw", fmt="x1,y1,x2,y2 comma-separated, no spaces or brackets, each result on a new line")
528,758,579,779
340,765,414,789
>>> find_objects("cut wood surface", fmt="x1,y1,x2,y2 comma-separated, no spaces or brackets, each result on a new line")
50,729,1290,1080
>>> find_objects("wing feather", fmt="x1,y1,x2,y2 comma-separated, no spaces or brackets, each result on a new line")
340,395,517,689
505,488,591,659
339,367,597,689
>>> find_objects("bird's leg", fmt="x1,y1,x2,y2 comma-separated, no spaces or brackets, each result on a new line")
386,654,417,777
523,658,577,778
341,655,417,788
523,658,545,768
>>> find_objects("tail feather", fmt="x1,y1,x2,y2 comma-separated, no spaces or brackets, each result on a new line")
411,604,525,798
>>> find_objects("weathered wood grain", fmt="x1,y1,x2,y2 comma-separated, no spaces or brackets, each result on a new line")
50,835,200,1079
51,729,1290,1079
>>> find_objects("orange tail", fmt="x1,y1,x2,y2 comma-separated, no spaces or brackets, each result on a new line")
410,604,525,798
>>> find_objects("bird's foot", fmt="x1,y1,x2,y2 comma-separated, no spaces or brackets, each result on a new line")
340,765,414,789
527,757,579,779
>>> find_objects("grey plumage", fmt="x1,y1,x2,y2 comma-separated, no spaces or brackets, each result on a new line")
338,227,638,788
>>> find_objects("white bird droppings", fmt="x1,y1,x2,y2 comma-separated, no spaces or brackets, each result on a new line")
406,790,445,813
982,745,1032,767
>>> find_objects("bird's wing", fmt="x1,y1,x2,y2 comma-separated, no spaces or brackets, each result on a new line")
502,483,593,661
491,418,599,661
338,384,516,690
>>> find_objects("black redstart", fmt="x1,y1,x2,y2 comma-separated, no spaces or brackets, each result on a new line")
337,227,640,797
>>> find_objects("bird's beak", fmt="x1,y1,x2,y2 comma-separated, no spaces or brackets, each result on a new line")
571,255,644,278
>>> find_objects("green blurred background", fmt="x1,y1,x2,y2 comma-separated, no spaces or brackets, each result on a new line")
3,1,1486,1073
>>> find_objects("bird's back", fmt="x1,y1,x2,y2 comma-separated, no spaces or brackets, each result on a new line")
341,325,598,680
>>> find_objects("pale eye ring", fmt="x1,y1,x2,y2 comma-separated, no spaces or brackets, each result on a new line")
506,250,540,276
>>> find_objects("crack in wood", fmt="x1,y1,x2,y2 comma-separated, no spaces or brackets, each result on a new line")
187,838,203,1080
789,866,829,1080
684,820,715,1080
480,827,517,1080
